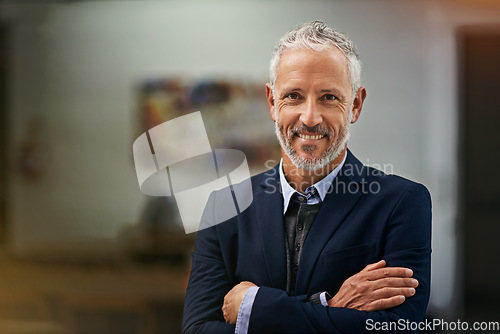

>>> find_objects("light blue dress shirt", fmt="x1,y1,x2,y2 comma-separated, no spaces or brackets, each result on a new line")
235,154,347,334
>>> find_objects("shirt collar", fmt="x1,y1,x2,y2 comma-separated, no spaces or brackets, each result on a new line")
279,152,347,214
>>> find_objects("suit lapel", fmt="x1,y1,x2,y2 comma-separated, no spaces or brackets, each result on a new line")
254,166,287,289
295,151,366,294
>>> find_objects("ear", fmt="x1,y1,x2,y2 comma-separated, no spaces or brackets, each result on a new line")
266,83,276,121
350,86,367,124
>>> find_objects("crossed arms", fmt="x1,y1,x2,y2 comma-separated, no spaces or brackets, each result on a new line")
222,259,419,324
182,182,431,334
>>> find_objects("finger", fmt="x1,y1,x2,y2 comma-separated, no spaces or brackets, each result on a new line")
364,295,406,312
365,267,413,280
222,309,227,322
371,286,416,301
362,260,386,272
369,277,419,291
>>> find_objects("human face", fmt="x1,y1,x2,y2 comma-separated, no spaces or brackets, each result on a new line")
267,47,363,172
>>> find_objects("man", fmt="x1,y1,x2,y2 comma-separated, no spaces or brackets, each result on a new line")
182,21,431,333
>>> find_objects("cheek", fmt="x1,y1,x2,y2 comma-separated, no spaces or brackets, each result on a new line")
325,108,350,129
276,105,298,126
275,100,290,116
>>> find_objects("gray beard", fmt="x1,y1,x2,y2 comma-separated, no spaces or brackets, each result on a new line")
274,111,351,172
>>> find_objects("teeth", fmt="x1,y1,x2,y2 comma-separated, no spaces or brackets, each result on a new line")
297,133,324,140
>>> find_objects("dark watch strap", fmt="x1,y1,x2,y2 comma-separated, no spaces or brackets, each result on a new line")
307,291,332,304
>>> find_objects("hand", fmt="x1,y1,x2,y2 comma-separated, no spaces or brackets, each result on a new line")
222,281,257,324
328,260,418,311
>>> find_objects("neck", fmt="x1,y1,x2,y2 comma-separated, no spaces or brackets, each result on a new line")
282,149,346,194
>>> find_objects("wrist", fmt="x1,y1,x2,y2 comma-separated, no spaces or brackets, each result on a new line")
328,293,340,307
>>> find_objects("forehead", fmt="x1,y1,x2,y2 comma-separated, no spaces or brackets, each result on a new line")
276,47,350,90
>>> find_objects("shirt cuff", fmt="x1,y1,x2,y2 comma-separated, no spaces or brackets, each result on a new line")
319,291,329,307
235,286,259,334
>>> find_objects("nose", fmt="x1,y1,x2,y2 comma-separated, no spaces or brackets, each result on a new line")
299,99,322,127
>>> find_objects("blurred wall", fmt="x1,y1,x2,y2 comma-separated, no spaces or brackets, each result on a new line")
2,0,500,319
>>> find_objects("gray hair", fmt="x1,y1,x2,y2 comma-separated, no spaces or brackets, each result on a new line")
270,20,361,98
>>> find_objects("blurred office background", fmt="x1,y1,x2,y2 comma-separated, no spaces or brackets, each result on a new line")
0,0,499,333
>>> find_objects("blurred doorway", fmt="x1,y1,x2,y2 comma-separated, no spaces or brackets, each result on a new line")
459,27,500,321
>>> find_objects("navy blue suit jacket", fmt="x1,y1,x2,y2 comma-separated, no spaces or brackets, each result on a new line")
182,150,432,333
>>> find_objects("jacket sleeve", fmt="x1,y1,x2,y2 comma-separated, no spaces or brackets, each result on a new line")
182,222,236,334
248,183,432,334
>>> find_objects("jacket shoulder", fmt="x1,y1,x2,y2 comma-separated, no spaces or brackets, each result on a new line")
362,166,431,203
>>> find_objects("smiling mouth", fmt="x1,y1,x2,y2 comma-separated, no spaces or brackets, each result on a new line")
296,133,326,140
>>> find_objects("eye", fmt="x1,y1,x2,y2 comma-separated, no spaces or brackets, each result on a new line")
285,93,300,100
323,94,337,101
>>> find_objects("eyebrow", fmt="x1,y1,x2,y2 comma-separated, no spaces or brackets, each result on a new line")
278,88,302,98
320,88,342,94
320,88,346,100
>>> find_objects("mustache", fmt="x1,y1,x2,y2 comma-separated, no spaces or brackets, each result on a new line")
290,123,331,137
